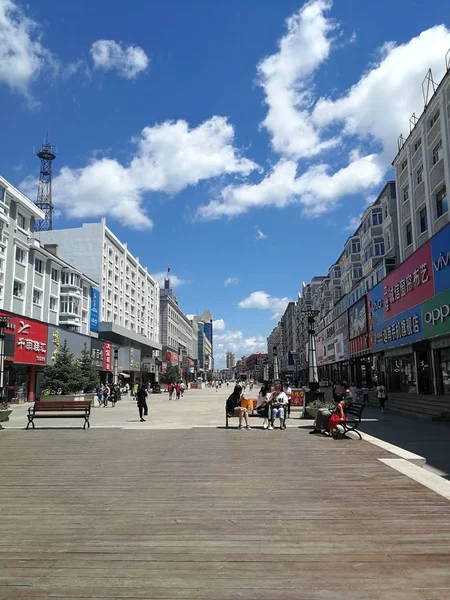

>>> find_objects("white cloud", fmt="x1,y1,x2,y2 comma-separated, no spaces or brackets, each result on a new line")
214,330,266,368
345,214,362,232
90,39,149,79
198,154,383,220
239,291,290,320
42,116,259,229
258,0,339,159
151,272,185,288
224,277,240,286
255,226,267,240
312,25,450,163
198,4,450,222
213,319,226,331
0,0,55,95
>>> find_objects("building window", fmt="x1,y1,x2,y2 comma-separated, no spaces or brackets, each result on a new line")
436,186,448,218
432,139,443,165
60,296,79,314
351,238,360,254
385,231,391,251
82,310,87,323
413,138,422,153
405,222,412,247
372,209,383,226
400,158,408,172
33,288,42,305
13,279,24,298
352,264,363,279
429,111,440,129
51,268,59,282
15,247,25,263
82,286,88,298
416,166,423,185
34,258,43,274
17,213,26,229
383,204,388,219
403,186,409,202
50,296,57,311
419,207,428,233
374,237,385,256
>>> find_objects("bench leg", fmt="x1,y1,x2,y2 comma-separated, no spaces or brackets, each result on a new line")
226,414,229,429
83,415,90,430
26,415,35,430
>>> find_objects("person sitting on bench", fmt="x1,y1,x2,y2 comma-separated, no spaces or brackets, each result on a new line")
310,383,349,435
226,385,251,430
269,384,288,430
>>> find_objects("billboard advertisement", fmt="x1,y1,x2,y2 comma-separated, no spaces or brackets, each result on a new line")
373,305,423,352
422,289,450,339
316,312,349,366
431,224,450,295
0,313,48,365
348,297,368,340
90,288,100,332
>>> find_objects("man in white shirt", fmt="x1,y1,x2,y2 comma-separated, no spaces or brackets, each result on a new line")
269,385,288,430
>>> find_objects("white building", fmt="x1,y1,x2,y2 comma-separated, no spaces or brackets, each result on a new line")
0,176,97,336
393,61,450,261
38,218,161,355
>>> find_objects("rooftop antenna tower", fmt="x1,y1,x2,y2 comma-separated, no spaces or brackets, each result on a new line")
34,137,56,231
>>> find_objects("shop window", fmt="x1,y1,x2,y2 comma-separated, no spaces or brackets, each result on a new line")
438,348,450,395
387,356,416,393
436,186,448,218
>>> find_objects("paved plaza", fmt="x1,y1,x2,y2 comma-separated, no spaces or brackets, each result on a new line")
1,387,450,599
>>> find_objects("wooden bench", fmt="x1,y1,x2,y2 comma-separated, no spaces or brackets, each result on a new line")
26,400,91,430
225,403,285,428
338,403,364,439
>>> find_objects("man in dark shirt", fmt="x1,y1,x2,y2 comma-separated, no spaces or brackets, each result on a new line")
136,383,148,422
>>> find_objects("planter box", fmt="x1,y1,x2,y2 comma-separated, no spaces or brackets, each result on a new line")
0,410,12,422
39,393,96,403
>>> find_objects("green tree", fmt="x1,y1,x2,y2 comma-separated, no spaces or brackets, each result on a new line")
206,370,214,381
160,364,180,385
42,341,86,395
79,343,100,392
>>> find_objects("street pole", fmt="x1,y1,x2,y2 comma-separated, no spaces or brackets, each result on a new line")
302,309,320,416
0,315,11,403
113,347,119,386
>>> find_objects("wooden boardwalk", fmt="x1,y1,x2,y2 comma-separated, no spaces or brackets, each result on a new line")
1,426,450,599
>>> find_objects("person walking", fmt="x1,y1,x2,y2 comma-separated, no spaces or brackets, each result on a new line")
103,383,110,408
180,381,185,397
176,382,181,400
136,383,148,422
168,382,174,400
111,384,121,407
284,383,292,418
96,383,105,407
376,382,388,413
215,381,219,392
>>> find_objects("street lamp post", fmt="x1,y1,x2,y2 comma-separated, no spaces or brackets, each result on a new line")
113,347,119,386
302,309,320,415
272,345,280,385
0,315,11,406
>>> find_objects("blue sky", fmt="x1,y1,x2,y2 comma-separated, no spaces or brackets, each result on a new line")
1,0,450,366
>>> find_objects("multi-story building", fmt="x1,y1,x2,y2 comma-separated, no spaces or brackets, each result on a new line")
190,310,214,377
393,62,449,262
244,352,268,380
280,302,297,377
0,176,97,336
226,352,235,370
37,218,161,365
160,277,195,381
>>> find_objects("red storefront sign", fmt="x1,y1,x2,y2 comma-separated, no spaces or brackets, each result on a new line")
381,242,434,318
290,389,304,407
161,361,167,373
103,342,112,371
349,334,371,356
0,312,48,364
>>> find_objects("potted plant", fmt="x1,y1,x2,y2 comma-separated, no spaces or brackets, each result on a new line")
305,398,335,419
0,398,12,429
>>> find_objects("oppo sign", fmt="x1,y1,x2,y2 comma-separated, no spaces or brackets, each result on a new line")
424,303,450,325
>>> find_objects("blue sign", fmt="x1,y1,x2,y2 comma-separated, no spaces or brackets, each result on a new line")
373,305,423,352
431,223,450,295
369,282,385,329
90,288,100,332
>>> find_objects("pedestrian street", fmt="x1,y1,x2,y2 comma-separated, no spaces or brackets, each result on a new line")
1,387,450,600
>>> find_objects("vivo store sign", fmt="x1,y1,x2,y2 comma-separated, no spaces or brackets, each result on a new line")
422,289,450,338
431,224,450,294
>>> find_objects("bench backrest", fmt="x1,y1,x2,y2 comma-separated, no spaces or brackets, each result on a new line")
346,403,364,421
34,401,91,410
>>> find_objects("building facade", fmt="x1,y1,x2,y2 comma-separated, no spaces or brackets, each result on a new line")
393,63,450,263
226,352,235,370
244,353,268,380
37,218,161,373
160,278,195,382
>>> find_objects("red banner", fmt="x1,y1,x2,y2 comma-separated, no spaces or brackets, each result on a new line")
290,389,304,407
166,351,179,365
103,342,112,371
0,312,48,365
